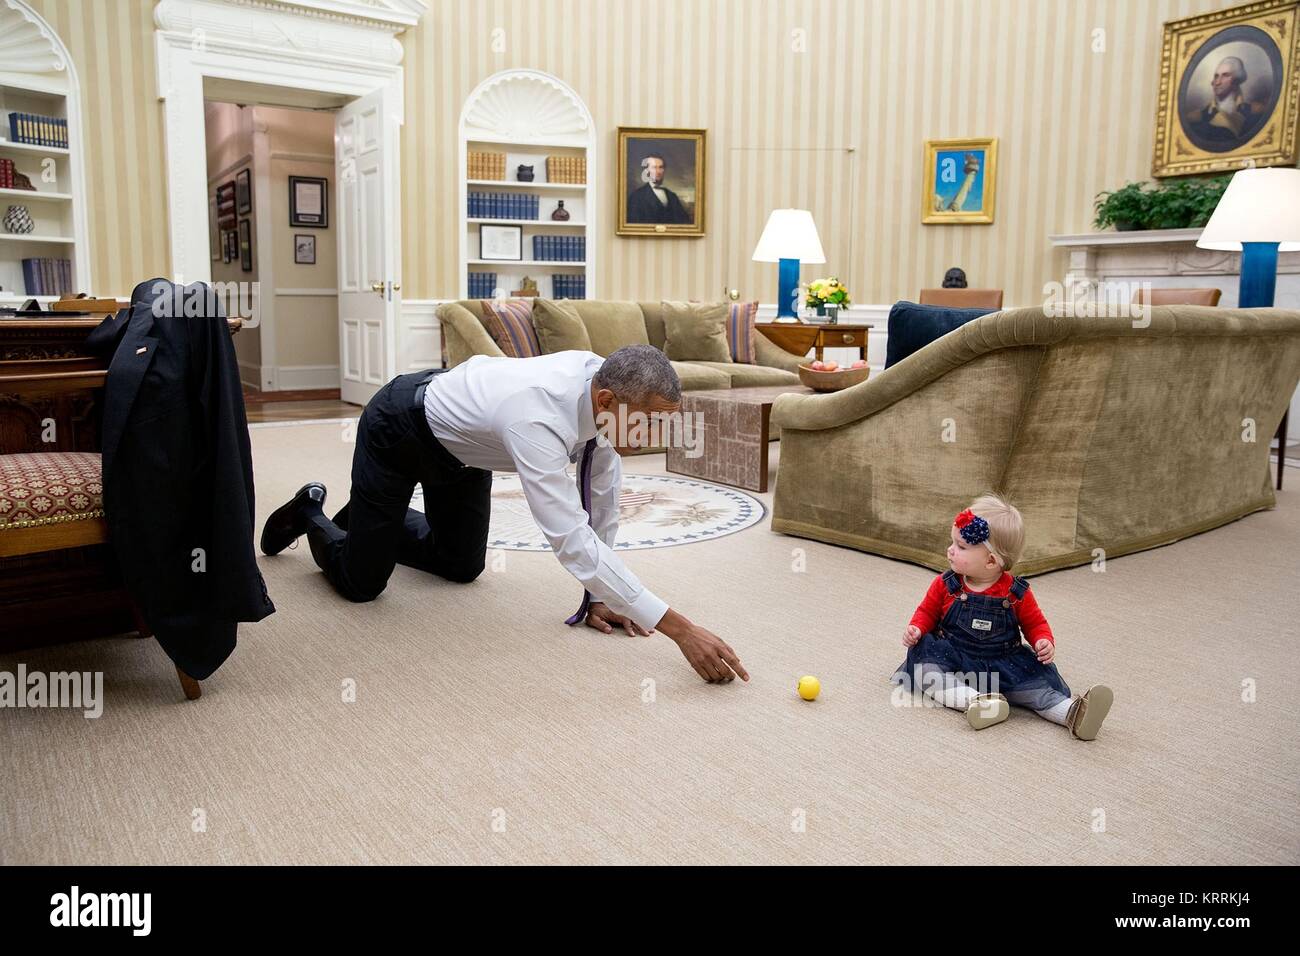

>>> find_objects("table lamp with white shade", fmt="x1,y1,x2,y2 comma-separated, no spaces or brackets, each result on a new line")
1198,166,1300,492
1196,167,1300,308
752,209,826,321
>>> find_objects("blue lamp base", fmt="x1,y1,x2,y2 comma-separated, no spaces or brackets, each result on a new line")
776,257,800,320
1238,241,1279,308
1236,241,1288,493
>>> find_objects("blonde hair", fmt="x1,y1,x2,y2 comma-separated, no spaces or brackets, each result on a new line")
967,494,1025,571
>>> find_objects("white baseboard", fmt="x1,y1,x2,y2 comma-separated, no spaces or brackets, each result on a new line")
275,364,340,390
237,360,261,390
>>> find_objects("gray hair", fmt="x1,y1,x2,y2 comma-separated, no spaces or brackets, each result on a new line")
593,345,681,404
1216,56,1247,85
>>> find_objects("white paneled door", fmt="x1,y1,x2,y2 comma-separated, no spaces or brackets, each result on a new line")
336,88,400,406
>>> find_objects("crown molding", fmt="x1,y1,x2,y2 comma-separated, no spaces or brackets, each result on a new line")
156,0,424,32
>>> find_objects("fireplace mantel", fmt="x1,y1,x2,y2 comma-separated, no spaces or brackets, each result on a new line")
1049,228,1300,308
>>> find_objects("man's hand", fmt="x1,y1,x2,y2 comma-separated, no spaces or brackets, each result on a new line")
1034,638,1055,664
656,609,749,684
585,602,653,637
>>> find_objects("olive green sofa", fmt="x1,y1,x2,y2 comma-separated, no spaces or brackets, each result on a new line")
770,305,1300,575
435,299,804,388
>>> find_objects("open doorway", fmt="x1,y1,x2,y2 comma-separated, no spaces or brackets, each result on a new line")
157,0,410,411
204,92,342,405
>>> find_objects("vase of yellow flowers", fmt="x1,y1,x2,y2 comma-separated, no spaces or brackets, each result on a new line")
805,277,851,320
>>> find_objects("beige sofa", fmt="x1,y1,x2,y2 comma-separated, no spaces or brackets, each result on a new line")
436,299,804,388
770,305,1300,575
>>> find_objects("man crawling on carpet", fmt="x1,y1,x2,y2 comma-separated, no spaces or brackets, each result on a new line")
260,344,749,685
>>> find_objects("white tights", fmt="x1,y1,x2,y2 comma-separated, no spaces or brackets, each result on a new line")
921,677,1073,725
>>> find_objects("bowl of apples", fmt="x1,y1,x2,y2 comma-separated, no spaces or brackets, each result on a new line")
797,358,871,392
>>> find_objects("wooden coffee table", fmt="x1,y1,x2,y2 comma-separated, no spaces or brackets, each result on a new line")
665,385,813,493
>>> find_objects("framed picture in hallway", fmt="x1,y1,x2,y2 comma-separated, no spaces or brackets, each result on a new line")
236,167,252,214
222,228,237,263
617,127,706,237
294,234,316,265
921,137,997,224
1152,0,1300,177
239,218,253,272
209,198,219,261
216,181,237,229
289,175,328,228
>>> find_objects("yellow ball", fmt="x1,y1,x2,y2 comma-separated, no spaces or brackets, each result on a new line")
797,675,820,701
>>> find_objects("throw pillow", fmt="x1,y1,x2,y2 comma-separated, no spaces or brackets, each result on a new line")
571,301,651,356
662,300,732,363
884,300,996,368
479,299,542,358
532,298,593,353
724,300,759,364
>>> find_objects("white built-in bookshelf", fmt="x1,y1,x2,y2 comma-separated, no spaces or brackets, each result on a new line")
458,69,596,301
0,2,88,306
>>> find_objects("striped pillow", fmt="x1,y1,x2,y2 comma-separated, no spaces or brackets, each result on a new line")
479,299,541,358
725,300,759,364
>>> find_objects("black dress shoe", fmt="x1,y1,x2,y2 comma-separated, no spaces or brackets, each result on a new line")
260,482,327,555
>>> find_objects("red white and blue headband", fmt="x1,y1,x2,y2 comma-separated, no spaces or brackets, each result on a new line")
955,509,1003,566
954,509,989,545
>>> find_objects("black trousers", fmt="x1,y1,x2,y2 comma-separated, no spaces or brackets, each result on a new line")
307,370,493,602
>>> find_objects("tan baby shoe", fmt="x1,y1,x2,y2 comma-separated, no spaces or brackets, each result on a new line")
966,693,1010,730
1067,685,1114,741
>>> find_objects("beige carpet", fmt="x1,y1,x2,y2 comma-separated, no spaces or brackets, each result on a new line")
2,420,1297,865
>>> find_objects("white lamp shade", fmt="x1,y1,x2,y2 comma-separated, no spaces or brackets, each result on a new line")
1196,167,1300,252
751,208,826,263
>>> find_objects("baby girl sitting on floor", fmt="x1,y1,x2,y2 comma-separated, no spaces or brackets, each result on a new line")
891,494,1113,738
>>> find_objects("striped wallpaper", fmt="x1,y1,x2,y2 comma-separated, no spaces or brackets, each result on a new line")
30,0,1241,305
26,0,171,296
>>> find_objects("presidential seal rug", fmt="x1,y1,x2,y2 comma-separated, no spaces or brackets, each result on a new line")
411,473,765,551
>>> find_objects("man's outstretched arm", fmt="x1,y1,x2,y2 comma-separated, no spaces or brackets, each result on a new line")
505,425,747,683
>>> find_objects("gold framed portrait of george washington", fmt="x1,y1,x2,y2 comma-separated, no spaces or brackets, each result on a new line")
617,127,706,237
1153,0,1300,177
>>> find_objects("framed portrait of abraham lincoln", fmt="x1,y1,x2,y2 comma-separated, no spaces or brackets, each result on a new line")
617,127,706,237
1152,0,1300,177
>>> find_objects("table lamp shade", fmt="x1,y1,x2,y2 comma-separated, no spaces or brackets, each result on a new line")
1197,168,1300,252
751,209,826,263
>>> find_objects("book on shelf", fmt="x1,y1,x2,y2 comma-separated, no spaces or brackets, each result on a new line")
545,155,586,185
21,257,72,296
467,271,497,298
468,150,504,180
552,274,586,300
469,191,542,222
6,112,68,149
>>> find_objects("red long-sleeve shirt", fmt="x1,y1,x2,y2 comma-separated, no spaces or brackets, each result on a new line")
909,572,1055,646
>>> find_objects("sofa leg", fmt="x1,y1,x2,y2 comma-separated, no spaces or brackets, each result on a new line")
177,667,202,701
1277,411,1288,491
128,600,152,639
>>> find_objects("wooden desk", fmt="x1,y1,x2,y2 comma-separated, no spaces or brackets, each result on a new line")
756,321,873,363
0,313,241,653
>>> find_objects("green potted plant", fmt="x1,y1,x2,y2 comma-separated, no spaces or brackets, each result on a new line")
1093,182,1151,231
1094,176,1231,231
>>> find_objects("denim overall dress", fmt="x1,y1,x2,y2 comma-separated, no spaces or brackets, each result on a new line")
892,570,1072,711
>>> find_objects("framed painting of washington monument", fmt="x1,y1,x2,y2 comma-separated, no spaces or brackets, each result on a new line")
1152,0,1300,177
921,138,997,224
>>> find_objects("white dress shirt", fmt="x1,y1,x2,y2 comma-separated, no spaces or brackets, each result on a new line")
423,351,670,631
